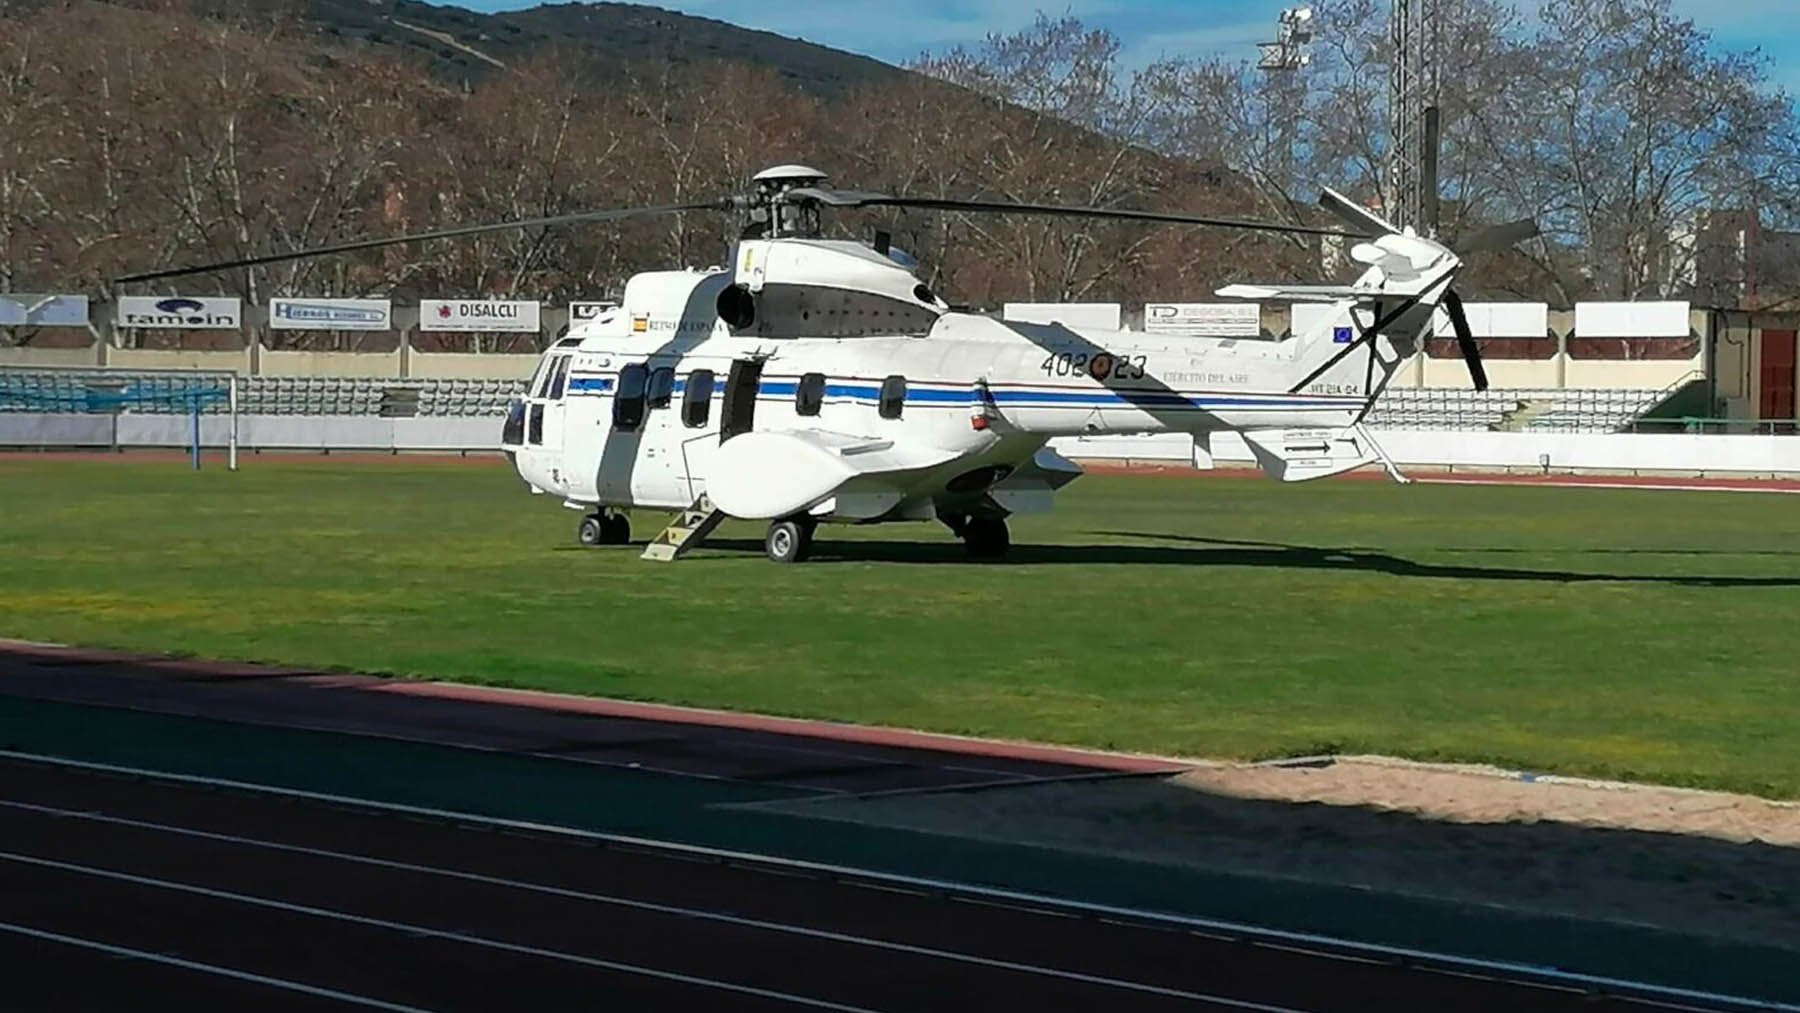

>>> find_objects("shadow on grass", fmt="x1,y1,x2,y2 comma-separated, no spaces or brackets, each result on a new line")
683,534,1800,587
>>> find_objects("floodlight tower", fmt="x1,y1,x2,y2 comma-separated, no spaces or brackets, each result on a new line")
1257,7,1314,199
1391,0,1441,236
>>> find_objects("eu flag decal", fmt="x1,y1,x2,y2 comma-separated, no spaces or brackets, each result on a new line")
1332,326,1354,344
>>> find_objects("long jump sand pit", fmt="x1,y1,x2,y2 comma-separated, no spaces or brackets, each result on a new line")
754,755,1800,949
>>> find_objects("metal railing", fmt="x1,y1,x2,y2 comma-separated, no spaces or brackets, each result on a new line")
1625,416,1800,435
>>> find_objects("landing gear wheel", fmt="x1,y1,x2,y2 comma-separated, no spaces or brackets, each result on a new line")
580,512,630,546
962,516,1010,560
577,515,605,547
765,518,815,564
602,513,631,545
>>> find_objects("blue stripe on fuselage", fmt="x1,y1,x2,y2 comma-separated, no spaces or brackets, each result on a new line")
567,372,1360,411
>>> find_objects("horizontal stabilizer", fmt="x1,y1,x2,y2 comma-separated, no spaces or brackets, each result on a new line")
1240,428,1376,483
1216,283,1363,303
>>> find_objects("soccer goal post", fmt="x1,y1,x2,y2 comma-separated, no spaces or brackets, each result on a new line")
0,365,239,470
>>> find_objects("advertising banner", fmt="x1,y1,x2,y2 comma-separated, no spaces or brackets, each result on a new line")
1574,301,1690,338
420,299,541,333
269,297,392,331
1143,303,1261,337
568,301,617,323
0,294,90,328
116,296,242,330
1431,301,1549,339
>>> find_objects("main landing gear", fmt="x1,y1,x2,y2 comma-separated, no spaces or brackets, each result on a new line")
764,517,816,564
578,511,631,546
940,512,1010,560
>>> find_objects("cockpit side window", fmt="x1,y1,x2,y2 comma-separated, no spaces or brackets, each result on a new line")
546,356,572,400
528,355,555,398
796,372,825,416
613,363,648,429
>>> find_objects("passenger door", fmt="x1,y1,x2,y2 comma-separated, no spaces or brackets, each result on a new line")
679,358,762,502
629,364,689,508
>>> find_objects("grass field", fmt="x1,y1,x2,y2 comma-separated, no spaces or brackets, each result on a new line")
2,455,1797,797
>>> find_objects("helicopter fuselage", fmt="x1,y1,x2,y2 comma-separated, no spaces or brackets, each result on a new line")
500,237,1424,530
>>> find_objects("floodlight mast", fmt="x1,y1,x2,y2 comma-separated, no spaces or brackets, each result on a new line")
1254,2,1441,237
1256,7,1314,199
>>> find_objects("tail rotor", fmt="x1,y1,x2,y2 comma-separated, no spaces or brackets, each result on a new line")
1314,156,1539,393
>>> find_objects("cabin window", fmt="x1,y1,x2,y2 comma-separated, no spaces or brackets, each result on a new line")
647,366,674,409
879,375,906,419
613,363,648,429
796,372,825,416
683,369,715,428
546,356,571,400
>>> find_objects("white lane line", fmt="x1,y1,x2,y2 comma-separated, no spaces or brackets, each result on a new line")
0,920,436,1012
0,797,1296,1012
2,748,1786,1013
0,849,882,1013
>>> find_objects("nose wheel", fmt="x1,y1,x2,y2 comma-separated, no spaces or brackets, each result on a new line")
579,512,631,546
764,517,816,563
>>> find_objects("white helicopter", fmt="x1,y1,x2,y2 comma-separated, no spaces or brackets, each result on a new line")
122,164,1535,563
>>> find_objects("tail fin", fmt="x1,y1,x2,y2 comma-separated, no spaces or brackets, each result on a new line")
1219,229,1463,403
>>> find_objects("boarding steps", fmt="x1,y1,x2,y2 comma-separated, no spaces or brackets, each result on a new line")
641,493,727,561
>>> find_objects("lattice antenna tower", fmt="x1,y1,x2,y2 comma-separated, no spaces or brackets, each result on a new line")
1390,0,1441,236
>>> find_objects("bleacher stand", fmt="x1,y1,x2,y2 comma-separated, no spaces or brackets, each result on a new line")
1364,387,1672,433
0,370,228,414
6,370,1678,433
235,377,524,417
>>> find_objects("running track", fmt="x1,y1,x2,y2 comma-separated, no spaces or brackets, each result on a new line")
0,757,1721,1013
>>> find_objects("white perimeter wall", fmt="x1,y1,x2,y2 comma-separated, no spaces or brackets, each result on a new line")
7,415,1799,476
0,414,500,453
1055,431,1800,477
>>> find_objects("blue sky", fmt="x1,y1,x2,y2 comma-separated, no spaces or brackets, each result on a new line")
449,1,1800,93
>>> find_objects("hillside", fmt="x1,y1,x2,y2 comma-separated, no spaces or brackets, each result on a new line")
223,0,911,96
2,0,1300,318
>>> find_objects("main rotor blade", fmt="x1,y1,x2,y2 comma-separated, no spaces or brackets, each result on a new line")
1442,289,1489,392
1454,218,1540,256
115,200,730,285
1318,187,1399,237
787,189,1361,238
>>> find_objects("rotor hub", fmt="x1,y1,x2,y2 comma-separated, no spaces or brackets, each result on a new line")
743,164,830,239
